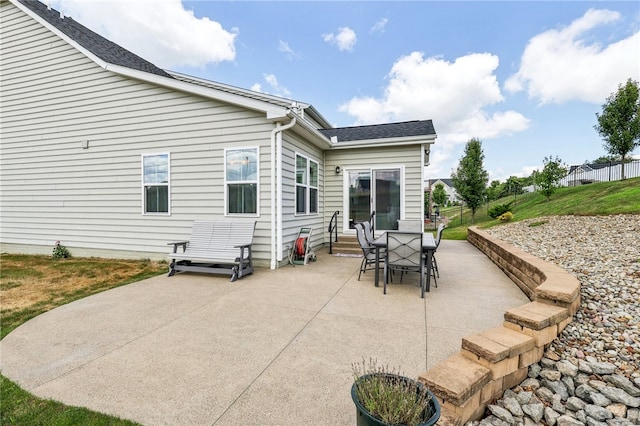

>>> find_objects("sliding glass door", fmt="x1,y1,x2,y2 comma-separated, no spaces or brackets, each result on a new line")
346,168,401,231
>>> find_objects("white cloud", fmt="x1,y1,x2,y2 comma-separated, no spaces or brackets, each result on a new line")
322,27,357,51
252,74,291,98
505,8,640,104
279,40,299,60
49,0,237,69
370,18,388,34
340,51,531,179
340,51,530,139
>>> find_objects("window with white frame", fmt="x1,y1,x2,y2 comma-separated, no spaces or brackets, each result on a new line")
295,153,318,215
142,153,170,214
226,147,258,215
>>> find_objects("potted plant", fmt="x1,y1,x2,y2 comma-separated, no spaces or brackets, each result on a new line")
351,359,440,426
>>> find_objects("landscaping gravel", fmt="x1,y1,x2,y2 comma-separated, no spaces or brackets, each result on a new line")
471,214,640,425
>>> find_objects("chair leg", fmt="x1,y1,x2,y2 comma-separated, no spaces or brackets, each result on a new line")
358,257,366,280
433,255,439,278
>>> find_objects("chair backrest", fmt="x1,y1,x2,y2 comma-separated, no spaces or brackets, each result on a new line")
398,220,423,232
354,223,372,253
362,220,375,245
386,232,423,269
435,223,445,247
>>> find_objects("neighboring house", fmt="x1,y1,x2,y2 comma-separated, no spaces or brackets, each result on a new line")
426,178,460,206
0,0,437,268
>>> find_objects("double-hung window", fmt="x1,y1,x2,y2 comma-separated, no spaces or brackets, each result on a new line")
142,153,170,214
295,154,318,215
225,147,258,215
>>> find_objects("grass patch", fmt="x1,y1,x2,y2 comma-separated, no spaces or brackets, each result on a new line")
1,375,138,426
1,254,167,424
528,220,548,228
441,177,640,238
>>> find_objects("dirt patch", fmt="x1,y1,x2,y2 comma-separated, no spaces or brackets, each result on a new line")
0,254,167,313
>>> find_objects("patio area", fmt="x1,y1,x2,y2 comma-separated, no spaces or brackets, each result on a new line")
0,240,529,425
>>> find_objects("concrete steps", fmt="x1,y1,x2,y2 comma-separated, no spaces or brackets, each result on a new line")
328,236,362,256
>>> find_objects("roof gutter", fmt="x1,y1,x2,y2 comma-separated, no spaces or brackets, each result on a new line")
270,116,296,269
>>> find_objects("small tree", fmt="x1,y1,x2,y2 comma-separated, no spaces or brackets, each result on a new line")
594,78,640,179
451,138,488,223
486,180,502,202
432,183,447,209
535,156,568,201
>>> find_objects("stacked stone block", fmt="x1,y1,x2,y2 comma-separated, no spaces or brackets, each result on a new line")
417,226,581,425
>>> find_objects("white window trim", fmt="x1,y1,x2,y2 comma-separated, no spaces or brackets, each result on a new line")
295,152,319,216
141,152,171,216
224,146,260,217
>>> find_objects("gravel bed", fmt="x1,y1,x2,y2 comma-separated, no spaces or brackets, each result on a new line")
472,214,640,425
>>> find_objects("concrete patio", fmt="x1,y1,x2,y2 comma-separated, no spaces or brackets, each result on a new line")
0,240,529,425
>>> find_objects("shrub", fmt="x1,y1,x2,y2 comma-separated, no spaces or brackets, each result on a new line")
52,241,71,259
498,211,513,222
488,202,513,219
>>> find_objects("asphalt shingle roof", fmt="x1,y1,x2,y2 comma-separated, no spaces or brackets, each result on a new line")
19,0,173,79
319,120,436,142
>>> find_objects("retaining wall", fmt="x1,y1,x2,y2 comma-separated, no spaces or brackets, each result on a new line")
417,226,581,425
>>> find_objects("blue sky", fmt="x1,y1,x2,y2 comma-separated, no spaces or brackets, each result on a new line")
50,0,640,182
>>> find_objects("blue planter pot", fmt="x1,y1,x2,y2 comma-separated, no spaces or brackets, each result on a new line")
351,373,441,426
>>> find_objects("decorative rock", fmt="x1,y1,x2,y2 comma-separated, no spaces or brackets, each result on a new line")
605,375,640,397
566,396,586,411
590,361,616,375
584,404,613,421
627,408,640,423
600,387,640,407
487,405,515,424
516,390,533,405
503,397,524,417
544,379,570,400
578,360,594,374
562,376,576,397
557,360,579,377
541,369,563,381
606,402,626,418
522,403,544,423
576,384,596,399
521,378,540,390
545,407,561,426
556,414,584,425
588,392,611,407
584,417,607,426
537,387,556,404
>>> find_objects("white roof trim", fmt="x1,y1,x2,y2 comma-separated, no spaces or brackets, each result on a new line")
329,134,437,149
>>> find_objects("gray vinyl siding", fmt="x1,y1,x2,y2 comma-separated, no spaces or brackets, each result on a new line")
280,132,324,260
324,145,424,237
1,1,275,263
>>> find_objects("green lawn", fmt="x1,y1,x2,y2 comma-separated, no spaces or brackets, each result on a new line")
439,177,640,240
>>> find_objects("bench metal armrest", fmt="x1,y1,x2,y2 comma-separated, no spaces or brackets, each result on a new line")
167,241,189,253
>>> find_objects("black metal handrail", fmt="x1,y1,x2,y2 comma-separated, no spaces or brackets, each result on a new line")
368,211,376,235
328,210,339,254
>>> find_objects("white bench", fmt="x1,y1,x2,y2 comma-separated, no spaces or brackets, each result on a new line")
167,220,256,281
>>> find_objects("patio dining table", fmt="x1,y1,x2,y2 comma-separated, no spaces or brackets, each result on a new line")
372,232,437,297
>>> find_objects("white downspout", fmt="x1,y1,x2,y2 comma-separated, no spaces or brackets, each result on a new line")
270,117,296,269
